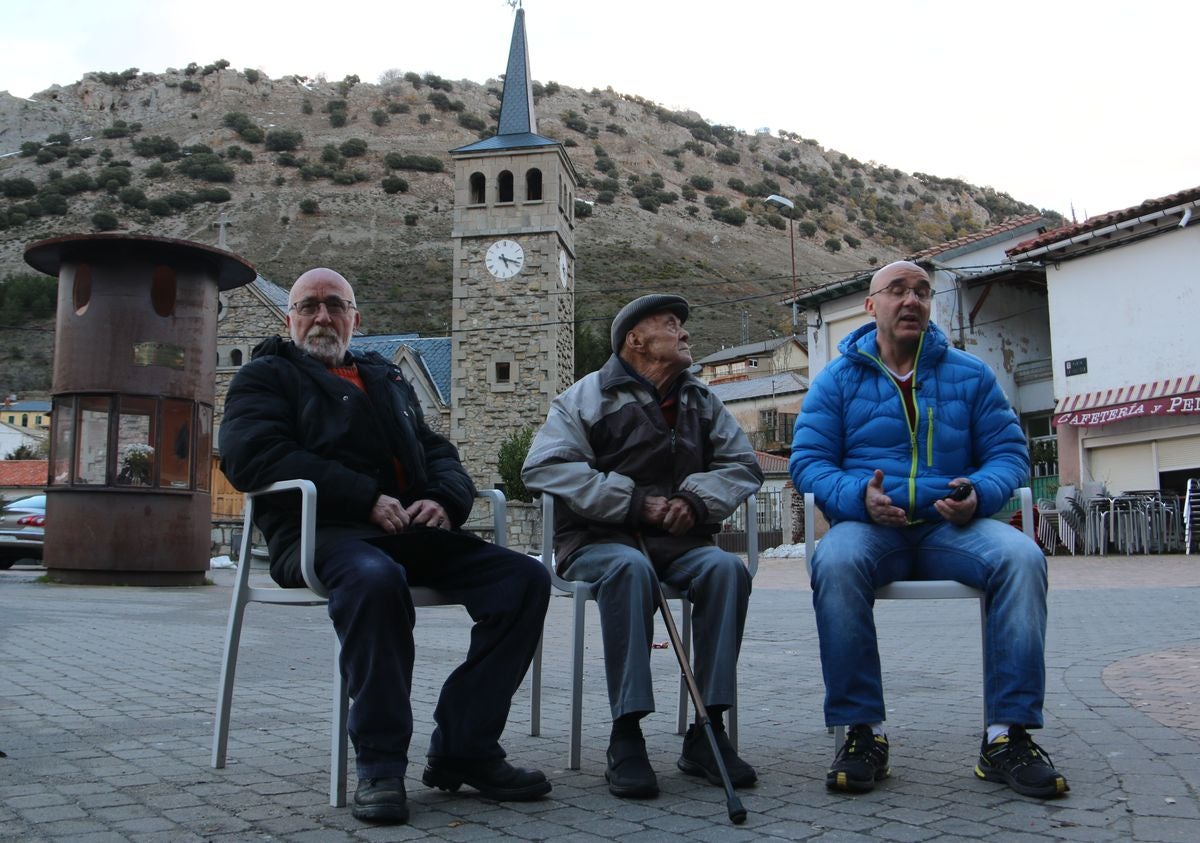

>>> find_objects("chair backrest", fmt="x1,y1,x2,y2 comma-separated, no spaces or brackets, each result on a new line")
539,493,759,587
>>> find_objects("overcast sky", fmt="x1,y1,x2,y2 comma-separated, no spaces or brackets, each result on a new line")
2,0,1195,219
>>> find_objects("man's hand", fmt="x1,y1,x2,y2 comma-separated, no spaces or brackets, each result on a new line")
641,495,696,535
406,499,451,530
369,494,412,534
933,478,977,526
865,469,907,527
661,498,696,536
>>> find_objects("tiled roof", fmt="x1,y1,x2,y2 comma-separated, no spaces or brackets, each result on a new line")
708,372,808,403
350,335,452,404
754,451,789,474
1007,185,1200,256
451,132,560,154
908,213,1047,261
250,274,290,312
695,337,798,366
0,460,47,487
1,401,51,412
796,214,1050,305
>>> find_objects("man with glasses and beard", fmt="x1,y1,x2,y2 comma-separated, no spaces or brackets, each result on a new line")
790,261,1068,800
220,268,551,826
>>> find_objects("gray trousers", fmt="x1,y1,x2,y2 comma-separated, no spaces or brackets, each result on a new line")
563,542,751,720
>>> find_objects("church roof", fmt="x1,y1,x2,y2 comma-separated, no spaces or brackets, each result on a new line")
450,8,559,156
350,335,452,404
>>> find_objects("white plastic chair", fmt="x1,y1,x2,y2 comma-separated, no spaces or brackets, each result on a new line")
803,487,1034,749
211,480,532,807
539,493,758,771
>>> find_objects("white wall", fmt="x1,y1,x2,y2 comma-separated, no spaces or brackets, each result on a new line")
1047,225,1200,399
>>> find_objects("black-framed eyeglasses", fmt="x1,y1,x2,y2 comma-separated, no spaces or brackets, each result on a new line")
289,297,357,316
869,284,932,304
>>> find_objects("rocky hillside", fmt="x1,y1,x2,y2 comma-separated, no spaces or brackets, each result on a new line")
0,63,1054,393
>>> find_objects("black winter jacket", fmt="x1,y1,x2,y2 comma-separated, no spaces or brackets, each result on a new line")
219,337,477,586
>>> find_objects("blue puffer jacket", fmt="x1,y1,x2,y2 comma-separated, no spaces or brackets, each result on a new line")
789,321,1029,525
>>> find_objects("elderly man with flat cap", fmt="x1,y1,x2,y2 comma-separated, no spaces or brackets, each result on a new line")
523,293,763,799
790,261,1068,799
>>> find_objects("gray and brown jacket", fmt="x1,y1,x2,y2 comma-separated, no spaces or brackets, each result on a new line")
522,354,763,573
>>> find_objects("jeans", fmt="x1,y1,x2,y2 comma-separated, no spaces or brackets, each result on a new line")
809,517,1047,729
316,530,549,778
564,542,750,720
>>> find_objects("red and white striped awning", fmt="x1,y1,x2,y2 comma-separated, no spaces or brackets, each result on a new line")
1054,375,1200,427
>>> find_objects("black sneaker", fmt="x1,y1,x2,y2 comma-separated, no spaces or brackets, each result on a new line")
352,777,408,824
827,724,889,793
677,722,757,788
975,727,1069,798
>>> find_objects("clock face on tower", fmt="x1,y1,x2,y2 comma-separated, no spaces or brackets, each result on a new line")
558,249,570,288
485,239,525,279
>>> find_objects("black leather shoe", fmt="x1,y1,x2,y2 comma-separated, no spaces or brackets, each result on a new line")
352,777,408,824
678,723,757,788
606,733,659,798
422,757,551,800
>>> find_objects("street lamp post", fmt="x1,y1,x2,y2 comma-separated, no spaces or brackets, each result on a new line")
765,194,798,335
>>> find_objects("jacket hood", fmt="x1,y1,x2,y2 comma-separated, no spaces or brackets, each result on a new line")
838,320,950,366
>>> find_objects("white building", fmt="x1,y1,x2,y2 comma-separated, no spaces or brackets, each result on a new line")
1007,186,1200,496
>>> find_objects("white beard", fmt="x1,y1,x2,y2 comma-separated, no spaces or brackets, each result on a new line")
299,328,348,367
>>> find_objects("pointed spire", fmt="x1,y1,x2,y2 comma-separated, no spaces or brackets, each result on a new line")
497,7,536,136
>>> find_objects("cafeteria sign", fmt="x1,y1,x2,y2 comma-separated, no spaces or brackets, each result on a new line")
1056,392,1200,427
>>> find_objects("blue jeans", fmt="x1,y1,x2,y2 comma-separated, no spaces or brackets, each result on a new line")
316,530,549,778
810,517,1047,729
564,542,750,720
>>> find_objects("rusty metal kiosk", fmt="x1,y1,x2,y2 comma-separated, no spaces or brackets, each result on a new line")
25,234,256,585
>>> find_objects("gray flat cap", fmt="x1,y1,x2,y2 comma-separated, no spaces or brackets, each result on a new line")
611,293,690,352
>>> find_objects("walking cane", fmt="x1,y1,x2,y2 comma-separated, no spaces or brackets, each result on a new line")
636,534,747,825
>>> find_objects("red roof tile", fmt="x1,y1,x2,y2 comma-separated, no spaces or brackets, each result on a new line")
1008,185,1200,256
0,460,48,487
755,451,789,473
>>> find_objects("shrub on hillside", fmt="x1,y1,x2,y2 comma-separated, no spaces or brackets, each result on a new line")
381,176,409,194
92,211,120,231
299,198,319,214
265,129,303,151
339,138,368,157
712,207,746,226
384,153,443,172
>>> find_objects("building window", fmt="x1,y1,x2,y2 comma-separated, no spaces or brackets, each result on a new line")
525,169,542,201
747,359,759,369
469,172,486,205
73,263,92,316
498,170,514,203
495,361,511,383
151,265,176,317
230,349,243,366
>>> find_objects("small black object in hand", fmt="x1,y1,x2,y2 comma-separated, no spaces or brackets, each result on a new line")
943,482,973,502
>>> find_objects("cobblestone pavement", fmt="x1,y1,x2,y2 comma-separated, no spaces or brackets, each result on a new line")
2,553,1198,842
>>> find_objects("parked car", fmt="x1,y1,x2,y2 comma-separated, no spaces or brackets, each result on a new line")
0,494,45,569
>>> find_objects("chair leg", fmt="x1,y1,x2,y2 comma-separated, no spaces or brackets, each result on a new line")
978,596,988,733
530,632,542,737
569,594,586,771
676,599,692,736
331,634,348,808
211,586,249,769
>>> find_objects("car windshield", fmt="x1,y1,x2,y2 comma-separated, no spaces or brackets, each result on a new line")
6,495,45,510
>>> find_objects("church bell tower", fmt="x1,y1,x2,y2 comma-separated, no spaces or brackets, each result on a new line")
449,6,579,487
